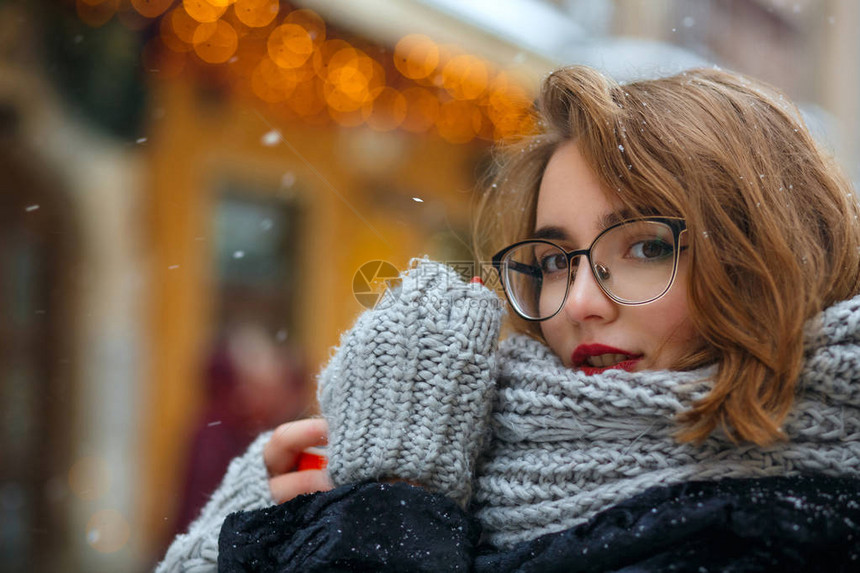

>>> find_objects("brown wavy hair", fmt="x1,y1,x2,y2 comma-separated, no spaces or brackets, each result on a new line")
474,65,860,445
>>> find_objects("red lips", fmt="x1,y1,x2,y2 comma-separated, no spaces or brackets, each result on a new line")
571,343,643,375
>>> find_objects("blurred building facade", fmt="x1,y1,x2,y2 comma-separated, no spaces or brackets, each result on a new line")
0,0,857,571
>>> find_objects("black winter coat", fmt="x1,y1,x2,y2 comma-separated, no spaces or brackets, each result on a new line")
219,474,860,572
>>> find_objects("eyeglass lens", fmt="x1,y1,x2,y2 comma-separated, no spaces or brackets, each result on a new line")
502,220,679,319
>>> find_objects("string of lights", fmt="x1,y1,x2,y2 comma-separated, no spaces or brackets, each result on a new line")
73,0,536,144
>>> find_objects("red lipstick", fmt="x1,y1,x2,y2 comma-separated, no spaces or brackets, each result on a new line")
571,343,643,375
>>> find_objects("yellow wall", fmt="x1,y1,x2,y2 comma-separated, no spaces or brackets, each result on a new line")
140,77,487,552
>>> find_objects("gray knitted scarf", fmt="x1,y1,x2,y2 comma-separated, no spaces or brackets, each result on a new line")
473,296,860,548
318,261,860,551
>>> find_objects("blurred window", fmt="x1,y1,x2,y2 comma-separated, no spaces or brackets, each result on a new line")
214,186,302,336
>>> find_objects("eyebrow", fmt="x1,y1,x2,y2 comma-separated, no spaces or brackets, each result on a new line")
532,225,569,241
532,208,638,243
600,209,634,229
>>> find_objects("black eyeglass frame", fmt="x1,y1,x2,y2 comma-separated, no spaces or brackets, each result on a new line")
491,216,688,322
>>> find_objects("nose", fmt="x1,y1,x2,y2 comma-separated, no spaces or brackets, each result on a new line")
561,258,618,323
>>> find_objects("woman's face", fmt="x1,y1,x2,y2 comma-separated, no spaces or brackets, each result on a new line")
535,141,700,373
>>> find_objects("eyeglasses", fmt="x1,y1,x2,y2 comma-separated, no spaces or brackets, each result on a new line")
492,217,687,321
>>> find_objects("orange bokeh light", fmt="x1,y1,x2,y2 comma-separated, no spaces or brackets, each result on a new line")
223,38,266,92
312,39,351,79
193,20,238,64
252,57,299,103
436,99,482,144
131,0,172,18
487,73,530,109
69,0,521,144
86,509,131,554
284,9,326,46
183,0,226,23
159,10,191,52
221,6,252,38
168,5,200,44
329,105,372,128
76,0,119,27
442,54,489,100
367,87,407,131
267,23,314,69
393,34,439,80
283,58,316,83
233,0,279,28
323,48,384,112
288,78,326,118
401,87,440,133
486,72,534,139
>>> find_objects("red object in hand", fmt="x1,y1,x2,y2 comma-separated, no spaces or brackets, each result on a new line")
296,447,328,471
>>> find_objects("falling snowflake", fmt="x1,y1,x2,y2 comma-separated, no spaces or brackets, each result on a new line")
261,130,281,147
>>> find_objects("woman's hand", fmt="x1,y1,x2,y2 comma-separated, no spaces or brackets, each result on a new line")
264,418,333,503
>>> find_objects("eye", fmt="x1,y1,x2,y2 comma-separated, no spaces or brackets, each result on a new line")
628,239,674,261
537,252,568,275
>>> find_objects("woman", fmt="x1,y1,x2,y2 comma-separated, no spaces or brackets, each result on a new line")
158,66,860,572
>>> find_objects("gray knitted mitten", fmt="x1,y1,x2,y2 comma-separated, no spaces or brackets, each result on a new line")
318,259,502,507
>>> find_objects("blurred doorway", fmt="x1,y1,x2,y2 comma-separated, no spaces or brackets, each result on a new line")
0,134,77,572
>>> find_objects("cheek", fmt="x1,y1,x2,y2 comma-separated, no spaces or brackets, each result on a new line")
641,288,700,368
539,317,570,366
